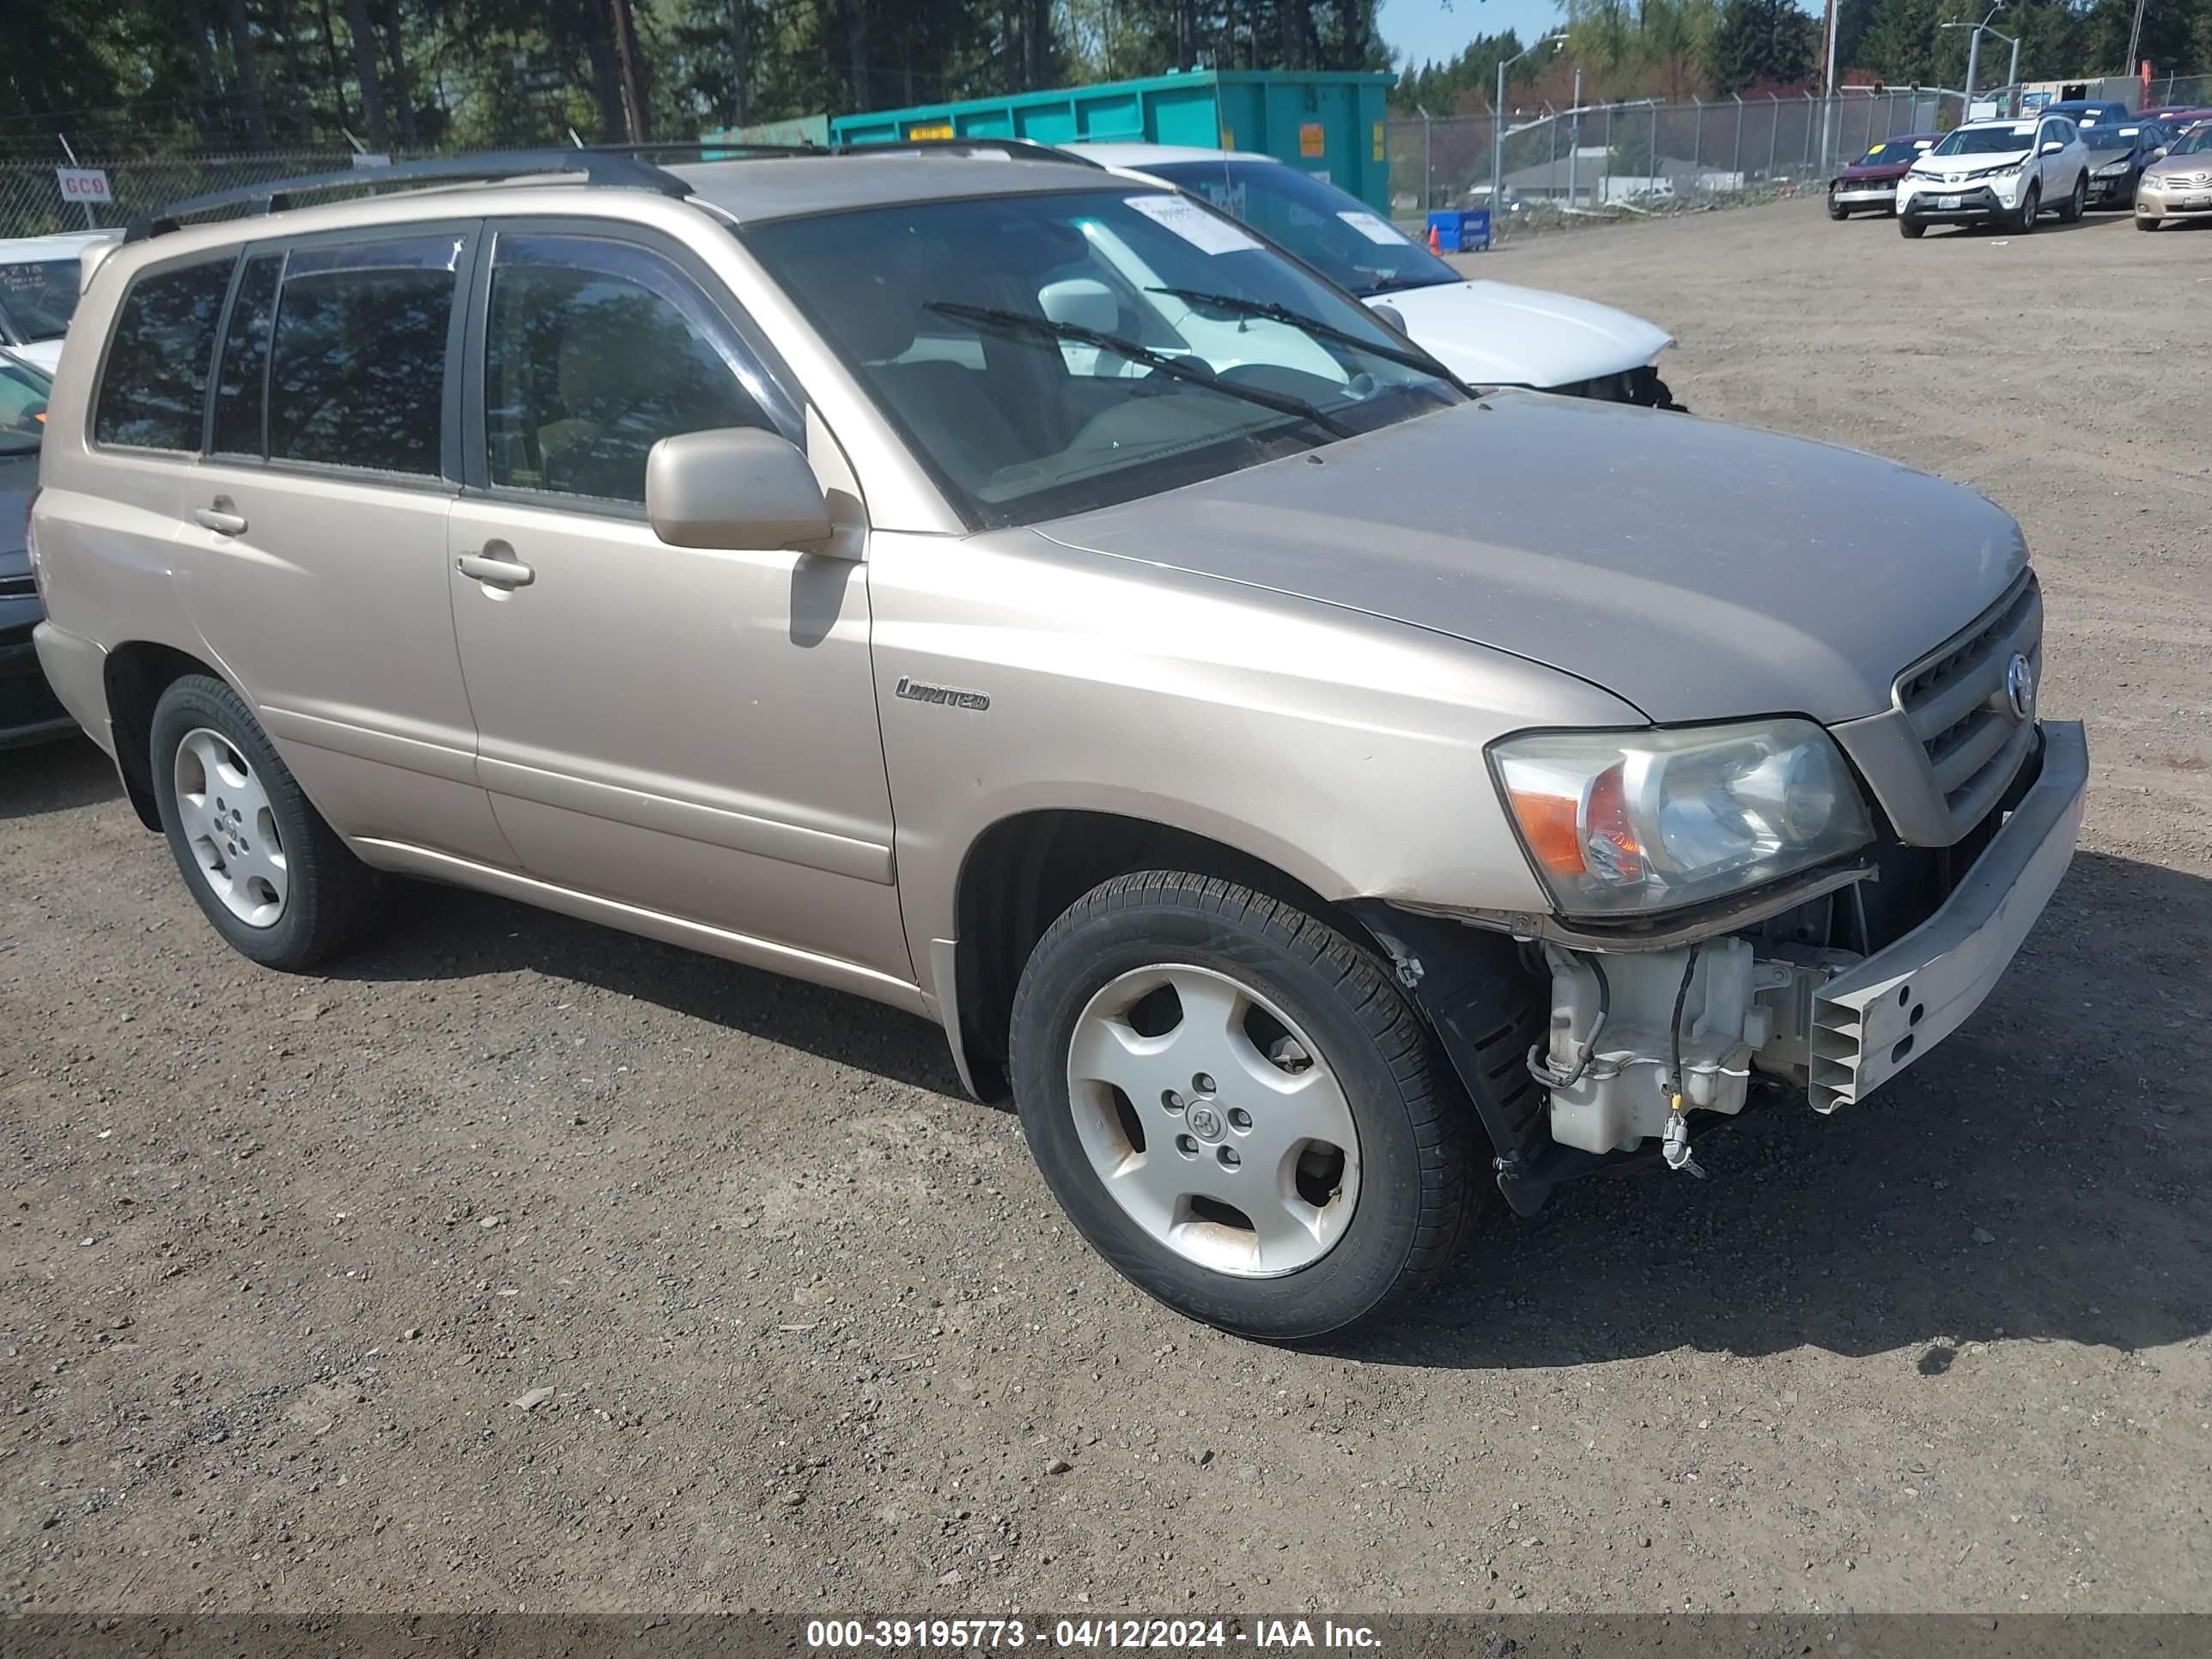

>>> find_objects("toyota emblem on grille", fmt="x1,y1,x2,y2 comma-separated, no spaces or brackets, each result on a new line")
2004,653,2036,722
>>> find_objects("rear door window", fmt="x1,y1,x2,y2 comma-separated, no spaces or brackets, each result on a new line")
266,232,467,477
210,252,283,458
93,256,234,453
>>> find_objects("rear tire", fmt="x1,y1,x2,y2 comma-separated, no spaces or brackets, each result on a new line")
150,675,386,971
1899,216,1927,238
2061,173,2087,222
1009,872,1481,1341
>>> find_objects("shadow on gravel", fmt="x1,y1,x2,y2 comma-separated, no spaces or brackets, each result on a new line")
329,879,969,1097
1327,849,2212,1370
0,733,119,819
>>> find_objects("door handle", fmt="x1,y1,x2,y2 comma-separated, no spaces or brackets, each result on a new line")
195,500,247,536
457,550,536,588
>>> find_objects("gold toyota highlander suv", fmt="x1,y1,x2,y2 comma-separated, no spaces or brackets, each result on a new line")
30,147,2086,1339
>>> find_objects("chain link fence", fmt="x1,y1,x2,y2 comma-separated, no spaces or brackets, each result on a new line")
0,152,406,240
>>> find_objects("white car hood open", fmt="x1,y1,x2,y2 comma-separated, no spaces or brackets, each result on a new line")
1364,278,1673,391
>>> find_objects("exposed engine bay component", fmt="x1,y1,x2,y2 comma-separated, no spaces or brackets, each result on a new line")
1533,939,1833,1155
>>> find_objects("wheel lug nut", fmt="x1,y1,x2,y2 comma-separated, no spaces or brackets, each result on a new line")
1228,1108,1252,1131
1193,1073,1216,1095
1162,1090,1184,1111
1217,1146,1240,1170
1175,1133,1199,1157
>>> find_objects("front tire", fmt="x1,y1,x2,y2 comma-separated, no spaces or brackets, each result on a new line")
1009,872,1480,1340
1899,215,1927,238
2061,172,2088,222
2015,183,2040,233
150,674,386,970
1827,194,1850,221
2136,214,2160,230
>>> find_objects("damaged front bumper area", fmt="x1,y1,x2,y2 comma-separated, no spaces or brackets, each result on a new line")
1366,720,2087,1214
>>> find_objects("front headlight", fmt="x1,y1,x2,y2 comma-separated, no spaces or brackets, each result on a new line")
2139,172,2164,189
1490,720,1874,917
2096,161,2131,176
1966,160,2023,181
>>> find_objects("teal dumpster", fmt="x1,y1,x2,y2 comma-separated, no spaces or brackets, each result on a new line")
829,70,1399,213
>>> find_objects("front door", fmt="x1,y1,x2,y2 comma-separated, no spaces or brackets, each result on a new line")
445,224,909,986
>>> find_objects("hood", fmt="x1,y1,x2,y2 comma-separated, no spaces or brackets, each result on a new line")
1036,397,2027,726
1363,279,1673,391
1915,147,2031,183
2146,153,2212,182
9,339,64,375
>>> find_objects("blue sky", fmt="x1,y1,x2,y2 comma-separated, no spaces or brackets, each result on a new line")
1377,0,1825,72
1377,0,1571,70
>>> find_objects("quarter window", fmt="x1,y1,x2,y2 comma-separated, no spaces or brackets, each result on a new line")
267,233,465,477
93,257,234,452
483,234,777,506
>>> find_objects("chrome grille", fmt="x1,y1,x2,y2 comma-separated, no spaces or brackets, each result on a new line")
0,575,36,600
1895,571,2041,841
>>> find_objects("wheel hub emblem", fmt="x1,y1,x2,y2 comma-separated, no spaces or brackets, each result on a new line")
2003,652,2036,723
1185,1103,1224,1143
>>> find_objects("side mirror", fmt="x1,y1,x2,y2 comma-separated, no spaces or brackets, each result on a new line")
1368,302,1409,336
645,427,838,555
1039,276,1119,336
2040,140,2063,155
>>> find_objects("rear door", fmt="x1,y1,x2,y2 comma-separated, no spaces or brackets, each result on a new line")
444,222,908,986
183,222,511,865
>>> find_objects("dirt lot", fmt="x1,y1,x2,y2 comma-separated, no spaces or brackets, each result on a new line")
4,196,2209,1619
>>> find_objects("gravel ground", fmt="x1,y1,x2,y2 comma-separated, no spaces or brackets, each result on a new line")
3,196,2209,1619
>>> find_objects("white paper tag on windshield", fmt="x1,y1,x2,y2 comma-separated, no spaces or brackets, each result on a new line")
1126,193,1261,254
1337,209,1407,246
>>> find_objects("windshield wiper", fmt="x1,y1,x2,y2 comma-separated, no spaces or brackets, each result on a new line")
922,301,1351,439
1146,286,1459,382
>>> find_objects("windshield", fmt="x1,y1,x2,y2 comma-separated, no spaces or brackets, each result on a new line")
2172,125,2212,155
1139,160,1460,297
0,258,83,343
0,356,49,453
1932,125,2035,156
1851,139,1929,166
744,188,1462,530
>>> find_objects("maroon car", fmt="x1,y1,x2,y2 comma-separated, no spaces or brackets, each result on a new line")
2138,106,2212,128
1828,134,1940,218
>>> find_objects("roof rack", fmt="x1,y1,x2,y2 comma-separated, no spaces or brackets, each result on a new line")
830,137,1101,165
125,149,693,243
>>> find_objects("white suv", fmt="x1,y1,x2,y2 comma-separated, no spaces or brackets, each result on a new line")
1896,116,2091,237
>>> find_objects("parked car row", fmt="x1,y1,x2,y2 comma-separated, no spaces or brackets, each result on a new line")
1828,108,2212,234
21,143,2085,1339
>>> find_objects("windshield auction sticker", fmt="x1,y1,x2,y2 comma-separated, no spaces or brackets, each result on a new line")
1124,194,1262,254
1335,209,1407,245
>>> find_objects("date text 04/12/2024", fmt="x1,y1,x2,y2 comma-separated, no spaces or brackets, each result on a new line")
805,1620,1384,1650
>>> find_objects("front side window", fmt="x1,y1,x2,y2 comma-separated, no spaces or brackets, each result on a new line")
483,234,779,506
268,233,464,477
744,189,1462,530
1144,160,1460,298
0,258,82,346
93,257,234,452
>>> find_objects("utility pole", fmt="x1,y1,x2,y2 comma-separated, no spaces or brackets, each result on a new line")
1492,35,1565,222
1820,0,1840,172
1566,68,1582,207
2124,0,2148,87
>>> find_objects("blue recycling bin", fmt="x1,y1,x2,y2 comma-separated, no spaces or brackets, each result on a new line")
1425,209,1492,252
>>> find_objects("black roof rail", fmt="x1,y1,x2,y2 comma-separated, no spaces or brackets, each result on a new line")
830,137,1101,165
125,149,694,243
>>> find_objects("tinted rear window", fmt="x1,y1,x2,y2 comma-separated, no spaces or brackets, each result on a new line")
210,253,283,458
267,233,464,477
93,257,234,452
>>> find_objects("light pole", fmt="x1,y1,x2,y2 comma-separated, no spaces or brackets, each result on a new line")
1946,3,2007,121
1493,33,1565,219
